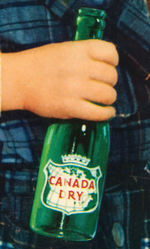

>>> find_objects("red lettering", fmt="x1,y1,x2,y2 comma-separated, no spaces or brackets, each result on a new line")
68,191,75,200
77,191,83,201
64,178,72,187
56,177,62,186
59,189,65,198
88,180,95,190
49,176,55,185
81,180,88,188
72,179,79,188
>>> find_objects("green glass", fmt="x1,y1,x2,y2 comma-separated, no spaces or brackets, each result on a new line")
30,8,109,242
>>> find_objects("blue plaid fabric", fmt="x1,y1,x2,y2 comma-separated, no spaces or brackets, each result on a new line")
0,242,14,249
0,0,150,248
141,238,150,249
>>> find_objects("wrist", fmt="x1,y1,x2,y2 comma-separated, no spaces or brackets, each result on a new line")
1,51,24,112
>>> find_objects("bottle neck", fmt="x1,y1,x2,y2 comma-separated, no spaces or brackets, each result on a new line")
74,9,106,40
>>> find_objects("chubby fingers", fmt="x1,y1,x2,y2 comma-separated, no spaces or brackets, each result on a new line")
87,39,119,66
63,98,116,121
89,60,118,85
80,79,117,106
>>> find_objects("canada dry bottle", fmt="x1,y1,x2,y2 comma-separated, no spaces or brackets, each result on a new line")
30,7,110,241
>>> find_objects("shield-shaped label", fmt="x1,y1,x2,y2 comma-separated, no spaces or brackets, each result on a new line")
41,158,102,215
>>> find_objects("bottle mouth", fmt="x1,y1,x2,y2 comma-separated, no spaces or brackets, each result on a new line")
78,7,106,19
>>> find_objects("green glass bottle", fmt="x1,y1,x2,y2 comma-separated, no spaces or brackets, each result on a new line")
30,7,109,241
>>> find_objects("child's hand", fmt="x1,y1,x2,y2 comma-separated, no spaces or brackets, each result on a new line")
2,40,119,121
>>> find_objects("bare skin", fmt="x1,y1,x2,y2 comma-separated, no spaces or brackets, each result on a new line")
1,39,119,121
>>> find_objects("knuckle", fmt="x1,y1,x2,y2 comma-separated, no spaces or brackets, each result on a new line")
88,39,99,46
112,68,118,85
86,42,93,56
106,66,118,85
104,107,116,120
109,42,117,53
98,107,115,121
87,39,100,54
115,53,119,66
109,42,119,65
105,88,117,105
111,88,117,102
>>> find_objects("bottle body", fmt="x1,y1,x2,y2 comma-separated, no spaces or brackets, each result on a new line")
30,120,109,241
30,7,109,241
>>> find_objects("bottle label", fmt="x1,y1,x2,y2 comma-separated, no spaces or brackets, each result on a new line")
41,155,102,215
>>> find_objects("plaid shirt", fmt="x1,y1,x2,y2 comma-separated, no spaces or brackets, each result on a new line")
0,0,150,248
